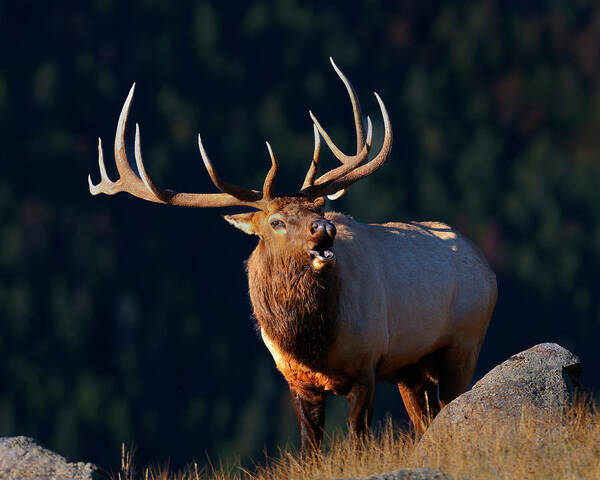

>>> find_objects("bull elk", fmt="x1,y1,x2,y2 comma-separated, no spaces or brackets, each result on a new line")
89,59,497,451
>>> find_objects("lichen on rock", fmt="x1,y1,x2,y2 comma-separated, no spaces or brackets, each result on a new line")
0,436,104,480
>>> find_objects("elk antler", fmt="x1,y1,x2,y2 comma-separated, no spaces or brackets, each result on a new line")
90,62,390,208
89,84,276,209
301,124,321,190
300,58,393,200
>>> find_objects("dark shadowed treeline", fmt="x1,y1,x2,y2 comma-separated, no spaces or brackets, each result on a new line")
0,0,599,471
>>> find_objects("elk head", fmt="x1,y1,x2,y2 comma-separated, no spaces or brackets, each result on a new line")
88,59,392,271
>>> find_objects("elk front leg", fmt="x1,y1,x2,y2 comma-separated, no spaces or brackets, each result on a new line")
346,379,375,437
289,387,327,452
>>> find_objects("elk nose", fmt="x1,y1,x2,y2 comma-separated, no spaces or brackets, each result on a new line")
310,219,336,239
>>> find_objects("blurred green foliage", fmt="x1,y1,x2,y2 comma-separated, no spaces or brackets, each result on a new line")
1,0,599,471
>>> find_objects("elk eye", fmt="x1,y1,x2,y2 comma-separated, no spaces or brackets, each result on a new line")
270,219,284,230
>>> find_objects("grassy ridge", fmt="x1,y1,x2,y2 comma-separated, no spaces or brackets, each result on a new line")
115,399,599,480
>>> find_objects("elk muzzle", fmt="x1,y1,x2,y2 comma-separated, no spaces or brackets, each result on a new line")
309,219,336,271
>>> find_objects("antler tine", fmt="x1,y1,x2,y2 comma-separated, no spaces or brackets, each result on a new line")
309,111,370,165
329,57,364,153
325,116,373,200
114,84,137,177
134,123,170,201
302,124,321,189
308,58,368,165
197,135,262,202
263,141,279,200
315,91,392,199
89,85,266,209
87,137,109,194
366,116,373,149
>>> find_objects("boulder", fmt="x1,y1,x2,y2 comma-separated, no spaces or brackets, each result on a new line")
0,436,104,480
338,468,452,479
420,343,583,444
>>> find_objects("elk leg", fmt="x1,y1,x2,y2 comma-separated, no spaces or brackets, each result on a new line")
289,387,327,452
437,344,479,405
346,379,375,437
396,354,442,434
397,381,439,434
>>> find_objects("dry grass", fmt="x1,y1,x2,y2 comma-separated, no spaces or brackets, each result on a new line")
114,399,600,480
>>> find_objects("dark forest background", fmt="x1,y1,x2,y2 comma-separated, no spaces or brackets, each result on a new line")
1,0,599,472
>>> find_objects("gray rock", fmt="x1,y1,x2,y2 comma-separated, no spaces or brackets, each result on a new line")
338,468,451,479
419,343,583,443
0,436,104,480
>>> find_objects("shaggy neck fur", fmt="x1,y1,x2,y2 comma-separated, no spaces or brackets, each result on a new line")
247,241,339,367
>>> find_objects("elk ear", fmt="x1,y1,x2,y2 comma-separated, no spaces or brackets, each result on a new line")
223,213,257,235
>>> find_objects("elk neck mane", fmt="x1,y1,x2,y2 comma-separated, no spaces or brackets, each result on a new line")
246,240,339,367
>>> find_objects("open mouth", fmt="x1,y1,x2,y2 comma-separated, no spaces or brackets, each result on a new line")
309,241,335,270
309,248,335,262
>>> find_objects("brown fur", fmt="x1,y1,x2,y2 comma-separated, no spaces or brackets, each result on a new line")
246,215,339,367
226,196,342,377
